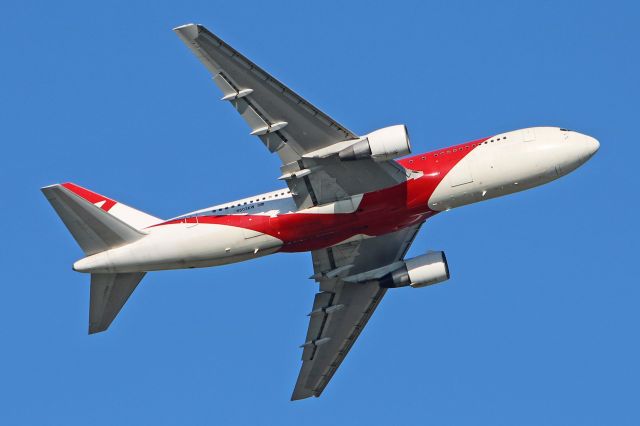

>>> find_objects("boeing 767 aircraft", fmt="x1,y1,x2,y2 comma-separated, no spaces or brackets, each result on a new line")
42,24,599,400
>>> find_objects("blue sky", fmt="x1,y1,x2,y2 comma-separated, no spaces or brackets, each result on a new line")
2,0,638,424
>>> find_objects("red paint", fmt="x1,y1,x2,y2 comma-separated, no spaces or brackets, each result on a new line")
62,182,117,211
153,136,490,252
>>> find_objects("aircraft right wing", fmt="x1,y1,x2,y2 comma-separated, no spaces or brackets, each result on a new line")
174,24,409,209
292,222,423,400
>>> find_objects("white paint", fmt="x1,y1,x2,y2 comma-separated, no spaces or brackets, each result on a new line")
74,223,283,273
71,126,598,276
405,252,449,288
297,194,363,214
428,127,599,211
108,202,163,230
302,125,410,161
175,188,297,219
366,125,412,161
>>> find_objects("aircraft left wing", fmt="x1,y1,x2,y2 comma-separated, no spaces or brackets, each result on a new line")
174,24,408,208
292,223,423,400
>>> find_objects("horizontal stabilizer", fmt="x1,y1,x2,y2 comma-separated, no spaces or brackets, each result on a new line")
90,272,146,334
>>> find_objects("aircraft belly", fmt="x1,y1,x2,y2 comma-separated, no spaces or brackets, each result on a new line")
75,223,283,273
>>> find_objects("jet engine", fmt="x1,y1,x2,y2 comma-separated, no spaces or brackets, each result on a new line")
379,251,450,288
339,125,411,162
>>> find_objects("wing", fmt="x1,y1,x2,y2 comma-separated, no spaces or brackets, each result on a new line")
174,24,407,208
292,223,423,400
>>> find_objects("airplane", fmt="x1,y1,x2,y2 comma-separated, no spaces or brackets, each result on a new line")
41,23,599,400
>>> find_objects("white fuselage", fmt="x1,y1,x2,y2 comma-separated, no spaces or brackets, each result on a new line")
429,127,599,210
73,127,599,274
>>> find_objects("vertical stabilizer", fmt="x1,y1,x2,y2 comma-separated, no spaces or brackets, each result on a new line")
42,183,157,333
41,183,159,255
58,183,161,230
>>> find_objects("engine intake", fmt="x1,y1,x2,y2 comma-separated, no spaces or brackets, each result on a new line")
339,125,411,162
380,251,450,288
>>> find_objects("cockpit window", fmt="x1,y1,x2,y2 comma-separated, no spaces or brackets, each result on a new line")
560,128,571,132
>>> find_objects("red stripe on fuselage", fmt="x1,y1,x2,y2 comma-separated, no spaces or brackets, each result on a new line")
155,136,490,252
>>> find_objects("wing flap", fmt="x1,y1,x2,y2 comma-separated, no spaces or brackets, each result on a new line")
174,23,409,209
301,292,333,361
174,23,357,161
292,280,385,400
292,224,424,399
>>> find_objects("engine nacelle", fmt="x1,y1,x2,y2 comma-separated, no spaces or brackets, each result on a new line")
380,252,450,289
338,125,411,162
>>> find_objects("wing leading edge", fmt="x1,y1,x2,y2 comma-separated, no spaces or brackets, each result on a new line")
173,24,408,209
173,23,357,162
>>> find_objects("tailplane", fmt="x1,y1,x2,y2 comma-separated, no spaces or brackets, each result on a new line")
42,182,160,333
89,272,146,334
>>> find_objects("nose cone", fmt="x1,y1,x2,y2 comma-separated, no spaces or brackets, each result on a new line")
579,134,600,160
554,130,599,176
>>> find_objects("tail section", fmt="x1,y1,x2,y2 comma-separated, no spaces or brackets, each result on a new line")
57,182,161,230
41,183,161,255
42,182,160,334
89,272,146,334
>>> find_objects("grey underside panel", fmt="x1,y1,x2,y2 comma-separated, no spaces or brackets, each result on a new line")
290,156,408,206
89,272,146,334
292,224,423,400
41,185,144,255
